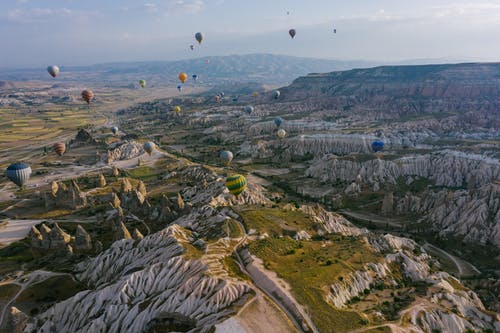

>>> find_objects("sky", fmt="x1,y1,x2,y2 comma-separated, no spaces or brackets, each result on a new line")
1,0,500,68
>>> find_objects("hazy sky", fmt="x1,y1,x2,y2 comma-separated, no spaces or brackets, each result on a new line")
1,0,500,68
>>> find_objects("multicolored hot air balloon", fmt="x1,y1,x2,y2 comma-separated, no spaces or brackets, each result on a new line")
47,65,60,78
143,142,155,156
274,116,283,127
244,106,254,115
273,90,281,99
173,106,181,115
53,142,66,156
371,141,385,152
6,162,31,188
139,79,146,88
192,74,198,81
195,32,204,44
277,129,287,139
111,126,118,135
289,29,296,38
81,90,94,104
220,150,234,166
225,174,247,196
178,72,188,84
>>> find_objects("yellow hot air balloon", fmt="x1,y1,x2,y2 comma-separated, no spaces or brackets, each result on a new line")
225,174,247,196
178,72,188,83
252,91,259,98
173,106,181,114
277,129,287,139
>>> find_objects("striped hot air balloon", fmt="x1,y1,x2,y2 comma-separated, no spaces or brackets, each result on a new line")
6,162,32,187
53,142,66,156
225,174,247,196
81,90,94,104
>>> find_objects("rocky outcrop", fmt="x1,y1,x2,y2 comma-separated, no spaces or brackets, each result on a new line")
30,223,93,255
97,173,106,188
44,180,87,210
299,204,364,236
25,225,252,333
69,129,95,148
106,141,144,163
74,225,92,252
6,307,28,333
306,150,499,189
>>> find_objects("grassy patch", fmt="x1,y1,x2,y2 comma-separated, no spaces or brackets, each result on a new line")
237,207,315,237
222,255,250,282
14,275,86,315
249,235,382,332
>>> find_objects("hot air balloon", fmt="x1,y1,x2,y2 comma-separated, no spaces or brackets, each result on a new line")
111,126,118,135
252,91,259,98
143,142,155,156
47,65,60,78
190,44,194,50
214,95,221,103
244,106,254,115
192,74,198,81
371,141,384,153
333,28,337,34
53,142,66,156
81,90,94,104
173,106,181,115
177,85,182,92
289,29,296,39
195,32,204,44
273,90,281,99
220,150,234,166
139,79,146,88
277,129,287,139
6,162,31,188
232,97,239,102
274,116,283,127
219,92,225,97
225,174,247,196
178,72,188,84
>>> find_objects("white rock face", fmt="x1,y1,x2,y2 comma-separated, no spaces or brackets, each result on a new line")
397,184,500,247
106,141,144,162
25,225,251,333
299,204,365,236
306,150,499,188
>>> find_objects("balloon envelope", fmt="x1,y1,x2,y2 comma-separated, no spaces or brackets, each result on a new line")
139,80,146,88
81,90,94,104
273,90,281,99
178,72,188,83
192,74,198,81
372,141,384,152
244,106,254,115
143,142,155,156
6,162,32,187
195,32,204,44
177,85,182,92
220,150,234,166
274,116,283,127
47,65,60,78
173,106,181,114
277,129,287,139
111,126,118,135
53,142,66,156
225,174,247,196
289,29,296,38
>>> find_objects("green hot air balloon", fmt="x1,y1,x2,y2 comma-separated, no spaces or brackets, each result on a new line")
139,80,146,88
225,174,247,196
6,162,32,188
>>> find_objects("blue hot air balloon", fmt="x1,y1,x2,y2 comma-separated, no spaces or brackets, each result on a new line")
177,85,182,92
274,116,283,127
6,162,32,187
192,74,198,81
371,141,385,153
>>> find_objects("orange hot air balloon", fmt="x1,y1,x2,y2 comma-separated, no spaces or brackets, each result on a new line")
178,72,188,84
53,142,66,156
81,90,94,104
